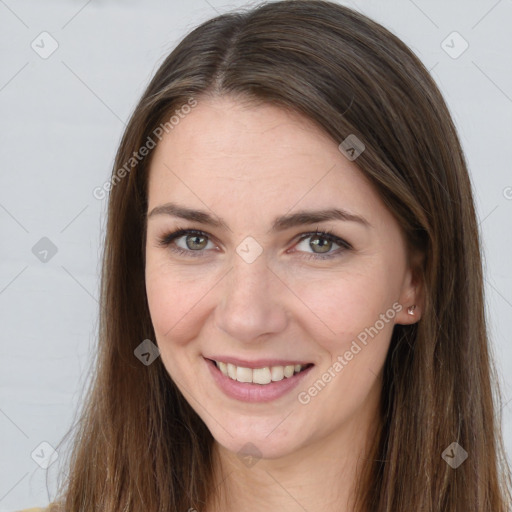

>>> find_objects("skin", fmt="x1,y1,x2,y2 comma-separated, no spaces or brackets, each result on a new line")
145,96,423,512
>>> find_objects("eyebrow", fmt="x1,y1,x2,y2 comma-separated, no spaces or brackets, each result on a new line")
147,202,371,232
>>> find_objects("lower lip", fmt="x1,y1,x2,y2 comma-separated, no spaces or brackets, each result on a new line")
205,357,314,403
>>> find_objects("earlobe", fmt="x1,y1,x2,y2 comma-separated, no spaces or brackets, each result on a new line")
395,251,425,325
395,300,421,325
395,301,421,325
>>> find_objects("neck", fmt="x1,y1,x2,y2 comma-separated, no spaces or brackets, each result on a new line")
206,394,382,512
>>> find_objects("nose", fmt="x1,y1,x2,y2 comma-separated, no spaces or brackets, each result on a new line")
213,252,289,343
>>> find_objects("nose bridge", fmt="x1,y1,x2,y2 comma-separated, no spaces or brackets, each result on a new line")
232,250,270,298
226,233,273,302
214,247,287,341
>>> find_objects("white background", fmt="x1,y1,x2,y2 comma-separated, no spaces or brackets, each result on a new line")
1,0,511,509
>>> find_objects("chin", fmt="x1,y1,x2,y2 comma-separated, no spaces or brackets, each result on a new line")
207,417,306,462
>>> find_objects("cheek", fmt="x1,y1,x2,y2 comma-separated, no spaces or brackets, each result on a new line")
292,267,393,337
293,277,396,427
291,267,398,389
145,263,210,345
145,268,212,384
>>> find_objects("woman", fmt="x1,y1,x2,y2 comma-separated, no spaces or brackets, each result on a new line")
26,0,511,510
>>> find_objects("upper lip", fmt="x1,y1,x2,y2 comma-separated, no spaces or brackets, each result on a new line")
205,355,313,369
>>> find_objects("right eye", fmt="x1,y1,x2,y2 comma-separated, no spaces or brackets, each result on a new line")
157,228,216,257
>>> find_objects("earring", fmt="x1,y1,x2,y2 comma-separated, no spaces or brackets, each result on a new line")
407,305,416,316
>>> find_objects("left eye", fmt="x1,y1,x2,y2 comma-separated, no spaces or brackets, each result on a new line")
293,232,350,259
157,228,351,260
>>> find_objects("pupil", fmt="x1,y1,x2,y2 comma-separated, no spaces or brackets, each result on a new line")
188,235,205,250
312,235,331,253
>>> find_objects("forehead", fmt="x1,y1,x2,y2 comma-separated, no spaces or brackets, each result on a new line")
146,96,388,229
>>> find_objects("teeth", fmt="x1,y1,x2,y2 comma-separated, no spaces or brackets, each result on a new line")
236,366,252,383
227,363,237,380
253,367,272,385
284,365,294,378
214,360,307,384
270,366,284,381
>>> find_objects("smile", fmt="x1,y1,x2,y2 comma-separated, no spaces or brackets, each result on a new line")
204,357,315,402
212,359,312,385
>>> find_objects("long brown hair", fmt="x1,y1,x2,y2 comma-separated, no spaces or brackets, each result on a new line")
47,1,512,510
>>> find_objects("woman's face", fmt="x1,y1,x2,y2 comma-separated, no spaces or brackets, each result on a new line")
145,96,421,460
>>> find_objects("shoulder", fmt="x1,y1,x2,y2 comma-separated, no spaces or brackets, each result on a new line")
16,509,46,512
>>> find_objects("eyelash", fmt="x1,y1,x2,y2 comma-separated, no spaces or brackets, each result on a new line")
156,225,352,260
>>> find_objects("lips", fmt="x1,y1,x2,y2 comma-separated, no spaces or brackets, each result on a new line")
204,356,314,402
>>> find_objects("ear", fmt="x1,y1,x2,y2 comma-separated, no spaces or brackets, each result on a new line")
394,248,425,326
